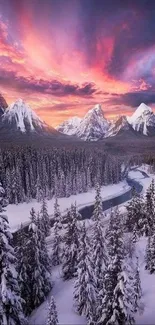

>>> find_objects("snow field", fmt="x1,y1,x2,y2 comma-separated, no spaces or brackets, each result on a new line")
7,180,130,232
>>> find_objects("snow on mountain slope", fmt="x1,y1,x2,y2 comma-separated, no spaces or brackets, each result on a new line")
56,116,82,135
128,103,155,136
76,104,109,141
56,102,155,140
1,98,52,134
105,115,130,137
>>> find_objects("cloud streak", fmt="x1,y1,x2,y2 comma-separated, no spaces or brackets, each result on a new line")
0,68,97,97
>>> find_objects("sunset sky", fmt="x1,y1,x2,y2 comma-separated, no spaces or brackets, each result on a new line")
1,0,155,126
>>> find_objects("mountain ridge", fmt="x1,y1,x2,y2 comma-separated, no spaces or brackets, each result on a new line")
57,102,155,140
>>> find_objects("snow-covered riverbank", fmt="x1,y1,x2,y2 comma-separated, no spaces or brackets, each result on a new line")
7,180,130,232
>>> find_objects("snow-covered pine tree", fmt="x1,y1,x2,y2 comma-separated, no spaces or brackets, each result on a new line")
145,228,155,273
92,212,106,292
36,174,43,202
145,179,155,233
36,215,52,296
23,219,52,313
99,208,135,325
74,222,97,324
126,188,147,236
25,171,31,202
52,198,62,266
92,217,107,322
133,257,142,312
15,225,31,315
40,197,51,236
30,207,37,224
46,296,58,325
62,204,80,280
145,234,152,271
0,183,26,324
92,183,103,222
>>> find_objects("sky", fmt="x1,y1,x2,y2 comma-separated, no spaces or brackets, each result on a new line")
1,0,155,126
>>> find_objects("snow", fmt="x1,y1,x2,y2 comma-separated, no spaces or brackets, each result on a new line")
29,267,85,325
76,104,109,141
8,164,155,325
127,103,155,135
56,102,155,139
7,180,130,232
29,166,155,325
129,103,152,122
128,167,154,194
3,98,46,133
105,115,128,138
57,104,109,141
56,116,82,135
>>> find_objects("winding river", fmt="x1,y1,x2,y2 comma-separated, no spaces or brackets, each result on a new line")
12,168,148,242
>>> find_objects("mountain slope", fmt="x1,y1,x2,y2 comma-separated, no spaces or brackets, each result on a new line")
0,99,57,135
127,103,155,136
105,115,130,137
56,116,82,135
76,104,109,141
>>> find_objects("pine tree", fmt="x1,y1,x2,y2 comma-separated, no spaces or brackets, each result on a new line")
15,225,31,315
40,197,51,236
46,296,58,325
145,229,155,273
92,219,106,291
92,184,103,221
145,179,155,233
36,174,43,202
30,207,37,224
25,171,31,202
52,198,62,266
126,188,147,236
133,257,142,312
62,204,80,280
74,222,97,324
0,184,26,324
145,234,152,271
99,209,135,325
17,218,52,314
37,216,52,295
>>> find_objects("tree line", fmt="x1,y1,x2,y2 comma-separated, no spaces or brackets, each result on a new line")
0,146,123,204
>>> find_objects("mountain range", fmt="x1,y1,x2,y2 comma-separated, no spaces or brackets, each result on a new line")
0,94,155,143
57,103,155,140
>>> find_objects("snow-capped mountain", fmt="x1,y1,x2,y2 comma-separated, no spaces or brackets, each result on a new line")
105,115,130,137
0,94,8,117
0,98,58,135
127,103,155,136
76,104,109,141
57,104,109,141
56,116,82,135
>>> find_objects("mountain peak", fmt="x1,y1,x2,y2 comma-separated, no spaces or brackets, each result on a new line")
128,103,155,135
56,116,82,135
88,104,103,115
129,103,152,122
76,104,109,141
105,115,130,138
2,98,49,134
135,102,152,115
